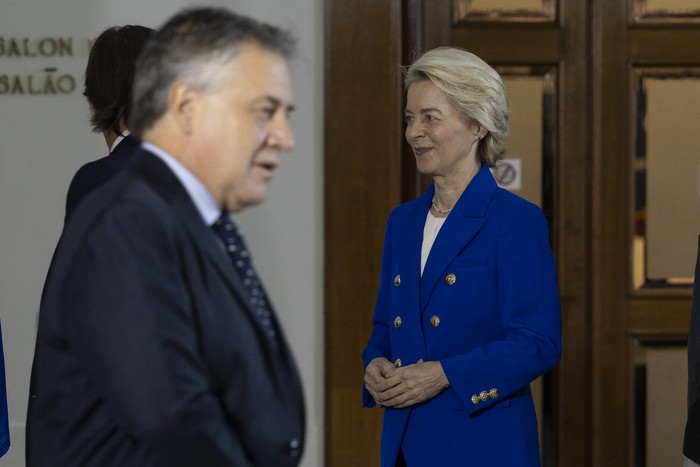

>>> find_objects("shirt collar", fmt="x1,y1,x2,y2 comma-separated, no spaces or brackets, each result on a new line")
109,129,131,153
141,141,221,226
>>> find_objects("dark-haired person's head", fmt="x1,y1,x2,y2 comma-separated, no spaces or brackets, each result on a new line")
84,25,155,136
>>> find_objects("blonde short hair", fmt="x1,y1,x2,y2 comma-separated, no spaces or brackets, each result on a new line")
404,47,509,167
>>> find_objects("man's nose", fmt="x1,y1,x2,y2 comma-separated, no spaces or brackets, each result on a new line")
268,115,295,150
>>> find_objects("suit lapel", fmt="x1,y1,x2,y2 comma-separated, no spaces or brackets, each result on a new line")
127,152,304,430
132,153,265,335
134,152,302,402
419,165,496,311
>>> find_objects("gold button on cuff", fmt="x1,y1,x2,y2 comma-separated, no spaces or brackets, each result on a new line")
445,273,456,285
430,315,440,328
489,388,499,399
479,391,489,402
393,274,401,287
393,316,402,329
471,394,480,405
394,358,402,368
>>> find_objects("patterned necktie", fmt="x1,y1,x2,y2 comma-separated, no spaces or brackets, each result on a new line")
211,214,279,345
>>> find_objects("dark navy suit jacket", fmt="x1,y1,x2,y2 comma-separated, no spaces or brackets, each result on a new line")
27,150,305,466
363,164,561,467
685,236,700,463
65,134,141,219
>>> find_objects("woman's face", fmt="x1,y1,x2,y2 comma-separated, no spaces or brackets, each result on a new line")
405,80,482,179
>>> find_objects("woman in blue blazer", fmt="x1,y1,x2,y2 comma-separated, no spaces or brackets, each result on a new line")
363,47,562,467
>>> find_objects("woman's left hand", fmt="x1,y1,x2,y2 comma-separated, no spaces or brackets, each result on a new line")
374,361,450,408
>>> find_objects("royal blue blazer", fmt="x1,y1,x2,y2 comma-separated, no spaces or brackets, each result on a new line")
363,165,561,467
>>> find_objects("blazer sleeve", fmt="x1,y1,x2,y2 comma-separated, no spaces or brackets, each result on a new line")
441,204,562,414
61,201,252,466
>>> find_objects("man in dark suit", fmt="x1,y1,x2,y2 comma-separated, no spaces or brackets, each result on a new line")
65,25,154,219
27,7,304,466
685,237,700,466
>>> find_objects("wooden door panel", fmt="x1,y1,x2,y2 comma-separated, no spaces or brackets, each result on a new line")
324,1,403,465
595,1,698,465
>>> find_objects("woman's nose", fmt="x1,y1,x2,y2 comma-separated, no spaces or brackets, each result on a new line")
405,122,423,141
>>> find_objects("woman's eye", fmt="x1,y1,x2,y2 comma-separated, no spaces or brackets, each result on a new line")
404,115,414,124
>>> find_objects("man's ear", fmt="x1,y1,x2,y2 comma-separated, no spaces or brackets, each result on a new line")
167,80,196,135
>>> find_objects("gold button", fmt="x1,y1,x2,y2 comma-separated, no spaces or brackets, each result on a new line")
471,394,480,405
394,358,402,368
479,391,489,402
394,316,402,329
393,274,401,286
430,315,440,328
489,388,499,399
445,273,456,285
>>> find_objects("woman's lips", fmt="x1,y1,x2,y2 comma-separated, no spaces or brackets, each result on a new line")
413,147,432,156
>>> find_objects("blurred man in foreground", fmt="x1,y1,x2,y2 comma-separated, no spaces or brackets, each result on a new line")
27,7,305,466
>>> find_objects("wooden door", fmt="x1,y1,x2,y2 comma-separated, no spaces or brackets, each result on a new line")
593,1,700,465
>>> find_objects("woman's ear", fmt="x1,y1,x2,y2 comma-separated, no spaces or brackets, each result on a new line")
475,123,488,140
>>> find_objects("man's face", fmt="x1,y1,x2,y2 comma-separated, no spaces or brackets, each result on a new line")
190,44,295,213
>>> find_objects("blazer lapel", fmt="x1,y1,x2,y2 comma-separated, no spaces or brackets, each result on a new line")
420,165,497,311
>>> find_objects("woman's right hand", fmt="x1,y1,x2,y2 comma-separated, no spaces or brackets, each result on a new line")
365,358,450,408
364,357,397,405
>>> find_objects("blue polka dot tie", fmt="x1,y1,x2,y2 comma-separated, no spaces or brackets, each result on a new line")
211,214,279,345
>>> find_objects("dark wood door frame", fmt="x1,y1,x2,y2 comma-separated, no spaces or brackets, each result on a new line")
324,1,403,465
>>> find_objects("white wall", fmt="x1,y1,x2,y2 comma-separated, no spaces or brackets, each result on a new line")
0,1,324,465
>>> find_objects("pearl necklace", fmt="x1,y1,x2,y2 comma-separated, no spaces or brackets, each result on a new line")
431,197,453,214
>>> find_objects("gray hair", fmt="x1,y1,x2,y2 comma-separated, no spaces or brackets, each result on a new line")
404,47,509,167
129,7,295,136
